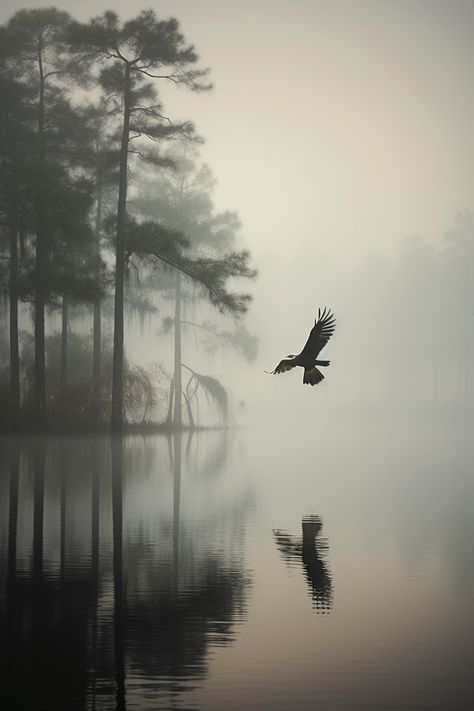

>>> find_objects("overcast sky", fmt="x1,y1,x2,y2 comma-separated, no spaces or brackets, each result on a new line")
3,0,472,254
2,0,473,415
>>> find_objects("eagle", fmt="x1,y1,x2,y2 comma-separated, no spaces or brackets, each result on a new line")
266,307,336,386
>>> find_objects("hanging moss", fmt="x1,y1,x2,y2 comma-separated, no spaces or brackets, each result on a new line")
184,365,228,425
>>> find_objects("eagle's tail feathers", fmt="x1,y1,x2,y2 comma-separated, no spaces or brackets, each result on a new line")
303,366,324,386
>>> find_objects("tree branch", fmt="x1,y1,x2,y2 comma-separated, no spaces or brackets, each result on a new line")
136,68,180,84
181,319,227,342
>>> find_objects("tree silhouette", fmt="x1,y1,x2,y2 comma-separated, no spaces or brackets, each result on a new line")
68,10,211,431
131,146,257,427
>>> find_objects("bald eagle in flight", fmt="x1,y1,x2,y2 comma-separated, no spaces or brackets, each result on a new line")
266,307,336,386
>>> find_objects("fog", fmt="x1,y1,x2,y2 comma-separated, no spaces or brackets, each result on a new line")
0,0,472,427
0,4,473,705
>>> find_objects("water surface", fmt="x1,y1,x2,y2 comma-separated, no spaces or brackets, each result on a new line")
0,419,473,710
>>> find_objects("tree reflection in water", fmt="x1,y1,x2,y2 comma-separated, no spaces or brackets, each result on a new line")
273,515,333,613
0,432,252,710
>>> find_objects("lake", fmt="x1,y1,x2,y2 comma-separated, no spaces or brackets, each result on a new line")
0,418,473,710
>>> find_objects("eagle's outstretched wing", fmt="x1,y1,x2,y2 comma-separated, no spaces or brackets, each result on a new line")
299,307,336,359
269,358,297,375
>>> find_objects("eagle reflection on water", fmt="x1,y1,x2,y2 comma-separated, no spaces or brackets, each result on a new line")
273,515,333,613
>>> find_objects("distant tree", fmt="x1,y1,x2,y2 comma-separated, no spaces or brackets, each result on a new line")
45,176,101,400
79,103,119,414
170,250,256,428
131,147,257,427
0,70,35,419
2,8,78,420
440,211,474,410
68,9,212,431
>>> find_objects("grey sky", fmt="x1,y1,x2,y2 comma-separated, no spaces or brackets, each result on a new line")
2,0,472,258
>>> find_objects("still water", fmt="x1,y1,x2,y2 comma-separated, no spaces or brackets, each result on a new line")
0,419,473,710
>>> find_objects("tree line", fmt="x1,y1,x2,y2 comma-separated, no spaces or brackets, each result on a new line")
0,7,257,431
334,211,474,416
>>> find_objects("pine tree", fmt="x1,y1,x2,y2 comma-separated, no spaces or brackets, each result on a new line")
68,9,211,431
2,8,77,420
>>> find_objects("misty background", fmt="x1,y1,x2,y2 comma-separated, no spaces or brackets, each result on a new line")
1,4,473,707
1,0,473,423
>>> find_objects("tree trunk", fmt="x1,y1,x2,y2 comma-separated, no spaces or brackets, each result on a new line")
111,63,131,432
183,391,195,429
92,185,103,417
19,228,26,261
5,92,21,421
166,376,175,426
34,40,47,421
33,264,46,419
9,188,20,418
60,296,68,398
173,272,182,428
92,299,101,414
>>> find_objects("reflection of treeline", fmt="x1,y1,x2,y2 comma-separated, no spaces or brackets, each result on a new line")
0,433,251,709
0,7,257,431
335,212,474,415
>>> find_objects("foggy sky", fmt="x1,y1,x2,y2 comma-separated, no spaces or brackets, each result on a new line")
2,0,473,418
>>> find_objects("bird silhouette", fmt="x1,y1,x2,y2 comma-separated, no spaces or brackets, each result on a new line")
266,307,336,385
273,515,333,613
